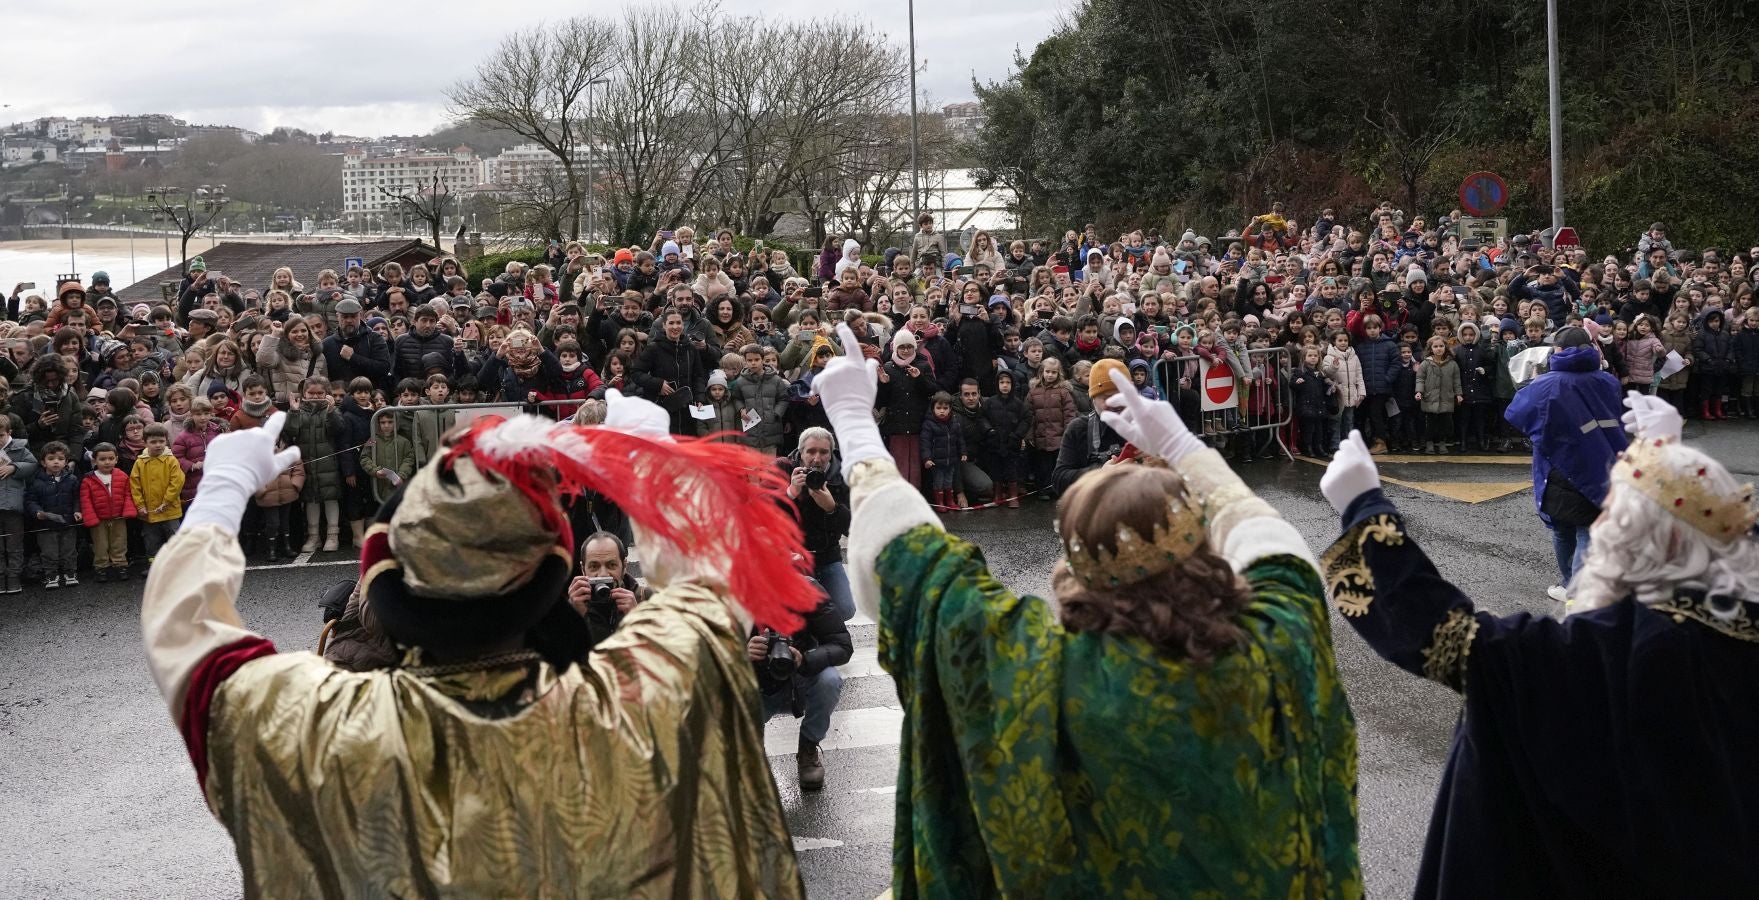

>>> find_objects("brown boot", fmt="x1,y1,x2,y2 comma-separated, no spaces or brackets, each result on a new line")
1006,483,1021,508
797,738,825,792
1369,439,1388,455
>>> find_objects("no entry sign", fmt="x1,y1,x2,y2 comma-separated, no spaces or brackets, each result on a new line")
1200,357,1238,411
1458,171,1509,217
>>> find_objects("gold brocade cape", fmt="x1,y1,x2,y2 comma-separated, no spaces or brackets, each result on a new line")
203,582,803,899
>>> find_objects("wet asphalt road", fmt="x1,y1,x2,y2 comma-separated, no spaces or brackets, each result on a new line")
2,420,1753,898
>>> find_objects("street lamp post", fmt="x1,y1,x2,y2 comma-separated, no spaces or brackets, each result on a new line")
583,76,611,243
1546,0,1563,234
61,183,76,277
907,0,922,226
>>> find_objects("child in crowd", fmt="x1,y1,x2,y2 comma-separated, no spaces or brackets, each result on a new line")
362,411,415,506
1734,308,1759,417
1322,329,1364,448
161,383,194,444
412,376,458,461
130,422,183,561
983,371,1029,507
733,343,788,457
1390,342,1422,452
919,391,965,511
1128,359,1160,400
0,417,36,594
696,370,741,441
80,441,135,581
232,375,274,430
287,378,344,553
1658,314,1694,414
252,433,305,563
1292,347,1335,458
1026,357,1077,496
172,398,226,505
1453,322,1493,452
1418,336,1462,455
26,441,82,589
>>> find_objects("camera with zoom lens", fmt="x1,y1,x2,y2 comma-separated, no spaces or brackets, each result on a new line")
804,468,827,492
587,577,616,616
764,629,796,679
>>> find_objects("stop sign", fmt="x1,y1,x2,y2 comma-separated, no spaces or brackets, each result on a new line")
1552,226,1580,250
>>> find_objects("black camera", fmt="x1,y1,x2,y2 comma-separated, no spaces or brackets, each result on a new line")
587,576,616,616
764,630,797,679
804,468,827,492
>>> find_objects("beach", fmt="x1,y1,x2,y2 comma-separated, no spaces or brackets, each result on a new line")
0,235,456,297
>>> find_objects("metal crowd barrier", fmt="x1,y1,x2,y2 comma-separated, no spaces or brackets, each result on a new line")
1152,346,1295,462
367,399,587,452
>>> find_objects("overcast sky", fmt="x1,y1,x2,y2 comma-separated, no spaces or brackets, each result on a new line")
4,0,1064,138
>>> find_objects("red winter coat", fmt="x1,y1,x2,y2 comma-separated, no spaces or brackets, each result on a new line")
80,469,138,524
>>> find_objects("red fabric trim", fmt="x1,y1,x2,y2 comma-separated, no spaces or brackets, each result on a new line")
177,636,277,794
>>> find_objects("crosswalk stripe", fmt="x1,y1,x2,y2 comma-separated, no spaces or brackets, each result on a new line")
838,646,885,679
765,704,903,757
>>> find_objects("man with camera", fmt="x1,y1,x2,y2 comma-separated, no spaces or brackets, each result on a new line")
747,587,851,792
778,427,853,621
566,531,646,649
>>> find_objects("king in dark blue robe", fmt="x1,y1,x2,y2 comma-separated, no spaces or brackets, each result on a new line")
1322,488,1759,899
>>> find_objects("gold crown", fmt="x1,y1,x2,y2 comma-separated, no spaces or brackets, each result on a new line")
1062,493,1209,589
1612,433,1758,542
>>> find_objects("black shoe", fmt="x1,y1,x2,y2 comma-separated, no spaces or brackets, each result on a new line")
797,739,825,792
266,540,281,563
94,568,110,583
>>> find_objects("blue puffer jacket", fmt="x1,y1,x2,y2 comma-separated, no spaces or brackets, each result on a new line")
1735,325,1759,377
1356,334,1401,395
1504,344,1627,525
917,413,964,466
25,468,83,524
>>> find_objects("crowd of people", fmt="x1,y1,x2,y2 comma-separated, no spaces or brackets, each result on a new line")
4,209,1757,591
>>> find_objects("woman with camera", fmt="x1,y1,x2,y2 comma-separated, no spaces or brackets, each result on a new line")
812,324,1361,897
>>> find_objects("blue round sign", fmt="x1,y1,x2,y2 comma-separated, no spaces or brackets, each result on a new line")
1458,171,1508,217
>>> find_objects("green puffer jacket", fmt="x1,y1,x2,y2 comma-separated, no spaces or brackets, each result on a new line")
363,431,418,504
287,402,345,501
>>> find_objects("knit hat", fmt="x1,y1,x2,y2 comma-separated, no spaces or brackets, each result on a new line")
1089,359,1128,401
613,248,635,264
1499,316,1521,335
1406,264,1428,286
91,271,111,285
131,304,152,319
707,369,728,389
891,327,917,348
188,256,206,273
661,240,682,258
420,352,448,373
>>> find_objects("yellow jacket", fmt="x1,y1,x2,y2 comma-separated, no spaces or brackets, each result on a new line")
130,450,185,523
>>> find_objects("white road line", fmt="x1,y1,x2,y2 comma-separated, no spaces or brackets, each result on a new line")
847,609,875,627
765,705,903,757
791,837,845,852
838,646,885,679
246,557,355,571
849,785,896,795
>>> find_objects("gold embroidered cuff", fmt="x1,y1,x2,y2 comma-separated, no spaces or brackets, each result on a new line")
1421,608,1480,693
1320,514,1406,618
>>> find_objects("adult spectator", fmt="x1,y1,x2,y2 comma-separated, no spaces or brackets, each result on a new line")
950,379,996,506
392,306,455,382
477,330,562,406
777,427,853,621
633,308,718,435
749,587,851,792
255,318,330,407
1053,358,1128,494
321,299,392,390
564,531,645,650
1504,326,1626,603
1509,264,1581,326
20,355,81,453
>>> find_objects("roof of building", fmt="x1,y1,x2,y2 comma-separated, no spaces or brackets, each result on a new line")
115,238,444,302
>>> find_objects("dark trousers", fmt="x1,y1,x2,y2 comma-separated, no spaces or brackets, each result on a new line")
1458,402,1492,449
142,518,181,558
37,526,79,578
1299,414,1332,457
1425,411,1455,445
1031,448,1059,492
1362,394,1391,444
1393,404,1423,447
261,503,292,546
0,510,24,580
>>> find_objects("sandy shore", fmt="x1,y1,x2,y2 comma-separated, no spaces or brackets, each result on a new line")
0,237,460,255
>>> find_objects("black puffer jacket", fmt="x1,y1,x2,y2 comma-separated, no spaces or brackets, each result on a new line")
981,391,1029,457
633,334,719,434
878,361,935,436
392,329,456,381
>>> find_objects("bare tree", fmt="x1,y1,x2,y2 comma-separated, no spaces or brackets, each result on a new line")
796,111,952,248
447,18,618,241
378,174,452,251
1361,99,1466,218
493,166,577,245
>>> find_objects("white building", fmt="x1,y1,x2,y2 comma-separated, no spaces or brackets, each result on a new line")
483,143,564,187
825,168,1018,243
1,139,58,166
342,146,482,217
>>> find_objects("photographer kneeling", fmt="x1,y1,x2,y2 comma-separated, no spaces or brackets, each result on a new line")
748,584,851,792
566,531,646,649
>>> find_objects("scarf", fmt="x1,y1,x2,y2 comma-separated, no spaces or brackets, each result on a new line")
510,354,542,379
123,434,146,455
893,347,917,368
242,397,274,419
1076,335,1102,352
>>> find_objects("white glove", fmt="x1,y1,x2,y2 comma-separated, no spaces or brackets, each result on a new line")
1099,368,1204,463
604,388,671,437
1320,430,1381,515
182,411,303,534
813,324,888,479
1620,390,1681,441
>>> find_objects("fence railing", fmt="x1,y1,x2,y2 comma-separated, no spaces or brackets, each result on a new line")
1152,346,1295,462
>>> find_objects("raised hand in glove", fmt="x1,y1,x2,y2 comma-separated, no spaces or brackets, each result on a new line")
182,411,303,534
1099,368,1205,464
1620,390,1682,441
811,323,888,479
604,388,671,437
1320,429,1381,515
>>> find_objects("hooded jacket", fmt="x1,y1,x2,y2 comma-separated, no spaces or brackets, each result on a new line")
1503,344,1627,525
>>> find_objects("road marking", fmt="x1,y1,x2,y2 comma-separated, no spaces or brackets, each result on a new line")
792,837,845,852
246,558,355,571
839,646,885,679
1296,453,1527,465
1377,476,1531,503
765,705,904,757
849,785,896,795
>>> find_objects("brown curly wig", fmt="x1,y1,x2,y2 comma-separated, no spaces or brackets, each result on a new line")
1054,464,1251,665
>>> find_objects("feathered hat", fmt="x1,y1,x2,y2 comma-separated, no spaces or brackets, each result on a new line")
359,397,819,667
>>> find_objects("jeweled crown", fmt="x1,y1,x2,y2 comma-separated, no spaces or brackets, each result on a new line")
1062,493,1209,589
1612,433,1758,542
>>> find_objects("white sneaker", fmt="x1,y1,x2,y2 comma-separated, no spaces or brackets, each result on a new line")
322,535,339,552
301,536,320,553
1546,585,1569,602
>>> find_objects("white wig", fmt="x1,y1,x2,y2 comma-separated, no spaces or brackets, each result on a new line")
1571,441,1759,614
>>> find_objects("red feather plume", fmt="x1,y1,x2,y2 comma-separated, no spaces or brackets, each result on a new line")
444,415,820,632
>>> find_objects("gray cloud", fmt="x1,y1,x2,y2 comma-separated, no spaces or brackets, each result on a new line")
5,0,1062,136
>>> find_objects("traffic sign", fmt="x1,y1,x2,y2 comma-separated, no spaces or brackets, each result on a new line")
343,256,365,272
1200,357,1238,411
1458,171,1509,217
1459,217,1508,247
1551,227,1580,251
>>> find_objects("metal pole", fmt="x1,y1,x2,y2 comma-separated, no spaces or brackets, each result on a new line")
1546,0,1563,234
585,83,596,243
907,0,922,226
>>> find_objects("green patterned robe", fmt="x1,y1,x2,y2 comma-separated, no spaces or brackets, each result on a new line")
874,525,1361,899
